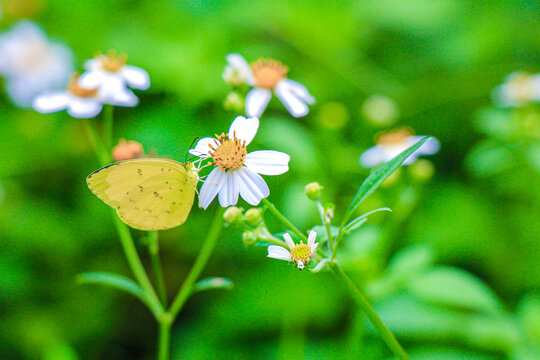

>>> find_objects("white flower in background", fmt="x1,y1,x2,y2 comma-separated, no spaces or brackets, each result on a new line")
267,231,319,270
32,73,103,118
223,53,315,118
492,72,540,108
0,21,73,108
360,127,440,168
189,116,290,209
79,50,150,107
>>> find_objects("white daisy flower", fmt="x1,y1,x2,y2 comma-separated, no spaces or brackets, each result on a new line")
79,50,150,107
223,53,315,118
491,72,540,108
360,127,440,168
0,21,74,108
189,116,290,209
267,231,319,270
32,73,103,118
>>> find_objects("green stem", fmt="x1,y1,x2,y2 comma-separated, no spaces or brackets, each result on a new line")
169,207,224,319
316,200,333,254
157,320,171,360
330,262,409,360
112,215,164,318
82,118,110,165
262,198,307,242
148,231,168,306
103,104,114,151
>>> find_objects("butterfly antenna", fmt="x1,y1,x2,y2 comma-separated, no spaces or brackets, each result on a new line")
185,137,200,163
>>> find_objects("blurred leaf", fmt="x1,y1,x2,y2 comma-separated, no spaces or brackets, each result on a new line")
517,293,540,343
192,277,234,294
406,346,495,360
343,137,431,223
387,243,435,276
43,341,79,360
77,272,150,308
465,140,516,176
526,142,540,173
408,266,502,314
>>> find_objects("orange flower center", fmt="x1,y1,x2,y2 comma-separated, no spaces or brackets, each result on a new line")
251,58,288,89
99,50,127,73
67,73,98,98
377,128,414,146
208,132,247,171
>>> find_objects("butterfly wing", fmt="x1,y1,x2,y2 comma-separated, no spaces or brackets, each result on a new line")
87,159,198,231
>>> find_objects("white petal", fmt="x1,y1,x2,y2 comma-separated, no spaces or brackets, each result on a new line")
218,172,240,207
235,167,269,205
267,245,292,261
307,230,317,248
311,243,319,256
189,137,217,158
32,92,70,113
121,65,150,90
244,150,290,175
409,136,440,155
283,233,295,250
225,53,254,85
245,88,272,118
84,59,101,72
67,98,103,118
105,87,139,107
359,146,384,168
297,260,305,269
199,167,226,209
79,70,105,89
278,79,315,104
274,86,309,118
228,115,259,145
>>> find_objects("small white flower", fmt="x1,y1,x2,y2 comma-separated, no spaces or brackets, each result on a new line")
32,73,103,118
79,50,150,107
360,127,440,168
492,72,540,108
189,116,290,209
0,21,74,108
223,54,315,118
267,231,319,269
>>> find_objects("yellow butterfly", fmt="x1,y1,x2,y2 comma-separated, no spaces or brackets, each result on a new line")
87,159,199,231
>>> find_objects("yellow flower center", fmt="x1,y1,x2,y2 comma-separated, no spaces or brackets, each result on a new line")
67,73,98,98
290,243,311,265
376,127,414,146
208,132,247,171
251,58,288,89
99,50,127,73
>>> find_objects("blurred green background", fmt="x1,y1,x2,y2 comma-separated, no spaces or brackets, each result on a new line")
1,0,539,359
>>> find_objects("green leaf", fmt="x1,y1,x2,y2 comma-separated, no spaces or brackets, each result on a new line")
343,207,392,234
192,277,234,294
407,266,503,314
343,137,431,224
77,272,150,307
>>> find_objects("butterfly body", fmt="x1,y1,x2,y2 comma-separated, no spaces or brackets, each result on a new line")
87,159,198,231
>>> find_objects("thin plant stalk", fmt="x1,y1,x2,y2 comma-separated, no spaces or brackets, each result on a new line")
329,262,410,360
103,104,114,150
262,198,307,242
169,207,225,319
148,230,168,306
158,321,172,360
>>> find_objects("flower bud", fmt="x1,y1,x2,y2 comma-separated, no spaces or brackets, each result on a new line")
223,206,244,226
407,159,435,182
223,91,244,112
362,94,399,128
242,230,258,246
112,139,144,161
244,208,262,227
304,182,323,201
